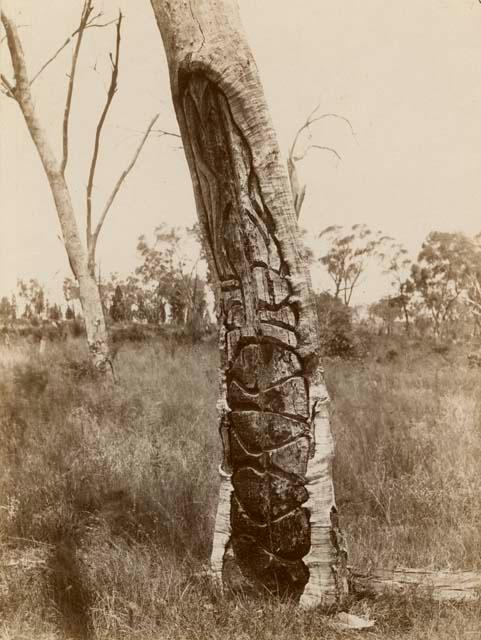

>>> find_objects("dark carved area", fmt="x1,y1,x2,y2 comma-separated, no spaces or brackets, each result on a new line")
181,72,312,599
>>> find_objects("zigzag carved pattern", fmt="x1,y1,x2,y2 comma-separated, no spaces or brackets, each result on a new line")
182,73,311,598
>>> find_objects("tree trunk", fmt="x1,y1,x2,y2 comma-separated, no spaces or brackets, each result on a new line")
150,0,347,607
1,11,112,374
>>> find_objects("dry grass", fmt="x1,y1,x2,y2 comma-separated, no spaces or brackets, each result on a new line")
0,335,480,639
329,340,481,573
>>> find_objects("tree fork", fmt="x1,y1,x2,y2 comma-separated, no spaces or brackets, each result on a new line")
150,0,347,606
1,8,113,375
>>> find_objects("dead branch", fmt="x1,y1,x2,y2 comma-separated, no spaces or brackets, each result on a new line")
86,10,122,247
288,104,356,219
0,72,15,98
30,15,117,86
350,567,481,603
89,113,160,261
152,128,182,138
60,0,94,175
293,143,341,163
288,105,355,163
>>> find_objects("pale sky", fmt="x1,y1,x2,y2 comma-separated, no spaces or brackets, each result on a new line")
1,0,481,305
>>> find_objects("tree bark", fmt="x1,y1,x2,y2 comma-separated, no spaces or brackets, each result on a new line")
150,0,346,606
351,568,481,603
2,10,112,373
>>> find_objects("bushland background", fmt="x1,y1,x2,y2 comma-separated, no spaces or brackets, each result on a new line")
2,1,481,638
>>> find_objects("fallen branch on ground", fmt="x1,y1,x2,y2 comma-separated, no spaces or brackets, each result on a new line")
350,567,481,602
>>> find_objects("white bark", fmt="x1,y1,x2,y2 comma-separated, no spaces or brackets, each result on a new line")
150,0,345,605
351,568,481,603
1,11,112,372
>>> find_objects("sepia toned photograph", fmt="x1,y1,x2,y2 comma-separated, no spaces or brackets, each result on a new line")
1,1,480,638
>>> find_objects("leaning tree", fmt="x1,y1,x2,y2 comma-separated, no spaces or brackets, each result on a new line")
149,0,347,607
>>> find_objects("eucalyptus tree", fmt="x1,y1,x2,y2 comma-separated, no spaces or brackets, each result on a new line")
149,0,347,607
411,231,473,337
1,2,161,373
319,224,386,306
383,241,413,334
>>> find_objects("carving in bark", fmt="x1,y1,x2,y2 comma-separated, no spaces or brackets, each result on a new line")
182,75,311,598
150,0,347,607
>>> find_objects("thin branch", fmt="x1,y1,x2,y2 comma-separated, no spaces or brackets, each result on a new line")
0,73,15,99
289,106,356,157
306,112,357,143
293,143,341,163
30,41,73,86
30,16,116,86
60,0,93,175
90,113,159,253
86,10,122,247
289,108,355,164
287,104,355,219
152,128,181,138
288,102,321,159
85,18,118,29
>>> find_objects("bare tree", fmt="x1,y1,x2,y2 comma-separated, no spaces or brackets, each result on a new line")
150,0,348,607
287,105,355,219
1,2,163,373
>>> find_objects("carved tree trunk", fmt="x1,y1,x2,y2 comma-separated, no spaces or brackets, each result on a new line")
150,0,347,607
1,11,112,374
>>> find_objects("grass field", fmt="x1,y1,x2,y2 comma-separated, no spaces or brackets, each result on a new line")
0,335,480,639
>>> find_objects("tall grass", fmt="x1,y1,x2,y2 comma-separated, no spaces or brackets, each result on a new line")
0,336,480,639
330,342,481,573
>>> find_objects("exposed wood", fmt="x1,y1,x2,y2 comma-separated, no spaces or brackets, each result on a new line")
350,567,481,602
150,0,345,607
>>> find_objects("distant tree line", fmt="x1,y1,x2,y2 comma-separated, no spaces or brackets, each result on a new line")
3,225,481,347
314,225,481,341
1,224,210,342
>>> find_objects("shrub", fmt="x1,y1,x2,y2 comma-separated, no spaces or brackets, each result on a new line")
387,348,398,362
62,357,102,382
432,343,451,356
70,318,86,338
112,323,148,344
316,292,369,359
